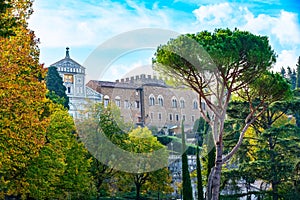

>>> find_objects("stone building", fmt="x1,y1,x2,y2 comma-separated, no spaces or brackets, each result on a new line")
87,74,204,133
49,47,102,118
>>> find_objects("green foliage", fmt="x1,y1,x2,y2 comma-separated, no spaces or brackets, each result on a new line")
238,71,293,105
280,67,286,78
0,0,22,37
297,56,300,89
25,105,96,199
0,3,50,197
224,96,300,199
153,28,276,93
76,103,130,198
121,127,172,199
45,66,69,109
153,28,277,198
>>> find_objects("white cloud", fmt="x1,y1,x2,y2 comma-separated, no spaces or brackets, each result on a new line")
192,3,300,46
193,3,234,25
29,1,300,78
271,11,300,45
274,49,299,71
192,3,250,31
192,3,300,71
28,0,177,48
100,59,155,82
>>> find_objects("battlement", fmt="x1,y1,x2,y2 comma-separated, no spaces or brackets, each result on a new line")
115,74,167,85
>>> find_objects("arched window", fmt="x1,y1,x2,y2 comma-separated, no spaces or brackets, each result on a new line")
149,94,155,106
104,95,110,108
158,95,164,106
180,98,185,108
193,100,198,109
172,97,177,108
115,96,121,107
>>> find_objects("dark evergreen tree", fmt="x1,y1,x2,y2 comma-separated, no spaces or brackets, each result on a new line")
193,117,206,200
196,146,204,200
294,89,300,128
287,66,297,89
181,121,193,200
292,69,297,90
45,66,69,109
296,56,300,89
280,67,286,78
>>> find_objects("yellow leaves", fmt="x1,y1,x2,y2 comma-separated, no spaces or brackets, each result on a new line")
0,21,50,198
273,112,296,127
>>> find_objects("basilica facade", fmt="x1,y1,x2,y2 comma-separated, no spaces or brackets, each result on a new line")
49,48,102,118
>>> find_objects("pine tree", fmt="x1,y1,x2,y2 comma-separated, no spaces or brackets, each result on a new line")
45,66,69,109
181,121,193,200
287,66,296,89
280,67,286,78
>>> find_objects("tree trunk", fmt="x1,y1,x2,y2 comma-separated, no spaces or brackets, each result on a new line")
268,126,278,200
270,146,278,200
210,142,223,200
136,183,141,200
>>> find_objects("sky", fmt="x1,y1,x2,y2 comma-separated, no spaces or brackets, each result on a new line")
28,0,300,81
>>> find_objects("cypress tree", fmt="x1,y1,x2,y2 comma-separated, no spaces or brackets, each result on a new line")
181,120,193,200
45,66,69,109
196,145,204,200
296,56,300,89
280,67,286,78
292,69,297,90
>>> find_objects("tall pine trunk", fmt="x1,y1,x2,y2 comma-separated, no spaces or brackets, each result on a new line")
210,143,223,200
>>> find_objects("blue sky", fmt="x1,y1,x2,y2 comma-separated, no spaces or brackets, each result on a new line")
28,0,300,81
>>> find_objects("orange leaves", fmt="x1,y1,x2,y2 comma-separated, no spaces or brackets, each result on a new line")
0,25,50,197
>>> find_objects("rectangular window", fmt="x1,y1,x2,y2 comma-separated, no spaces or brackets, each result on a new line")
135,101,140,109
192,115,195,122
104,99,109,108
115,100,121,107
67,86,71,94
182,115,186,121
124,100,130,109
158,113,162,120
201,102,206,110
169,114,173,121
150,112,154,119
175,114,179,121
